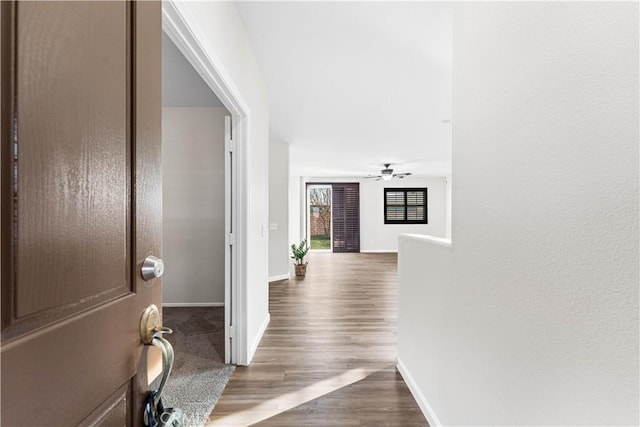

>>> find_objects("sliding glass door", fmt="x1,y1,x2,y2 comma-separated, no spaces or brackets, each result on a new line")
306,183,360,253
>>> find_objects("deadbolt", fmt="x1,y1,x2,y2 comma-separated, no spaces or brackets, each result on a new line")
141,256,164,281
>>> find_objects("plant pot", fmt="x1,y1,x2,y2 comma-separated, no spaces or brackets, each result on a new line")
295,263,307,277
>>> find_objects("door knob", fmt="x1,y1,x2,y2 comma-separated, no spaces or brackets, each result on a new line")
139,304,173,345
139,304,180,426
141,256,164,281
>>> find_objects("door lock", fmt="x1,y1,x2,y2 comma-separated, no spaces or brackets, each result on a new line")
141,256,164,281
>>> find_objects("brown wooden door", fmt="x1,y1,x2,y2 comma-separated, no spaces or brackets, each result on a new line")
1,1,161,425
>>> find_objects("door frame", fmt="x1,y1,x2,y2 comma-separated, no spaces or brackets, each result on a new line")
162,2,248,365
306,182,361,253
306,184,333,252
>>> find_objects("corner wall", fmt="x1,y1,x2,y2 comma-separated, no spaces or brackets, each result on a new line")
398,3,639,425
288,176,305,260
269,142,290,280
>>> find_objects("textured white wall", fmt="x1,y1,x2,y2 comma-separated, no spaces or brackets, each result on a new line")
173,1,270,364
304,176,447,251
269,143,290,279
398,3,639,425
162,107,227,304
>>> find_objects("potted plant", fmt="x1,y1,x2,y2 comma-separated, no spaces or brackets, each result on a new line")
291,239,310,277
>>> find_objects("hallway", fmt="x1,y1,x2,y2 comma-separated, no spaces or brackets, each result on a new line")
207,252,427,426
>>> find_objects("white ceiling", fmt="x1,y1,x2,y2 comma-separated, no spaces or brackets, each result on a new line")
236,2,452,177
162,32,225,108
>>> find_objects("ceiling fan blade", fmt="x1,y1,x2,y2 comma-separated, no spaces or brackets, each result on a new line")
394,172,412,178
363,175,382,179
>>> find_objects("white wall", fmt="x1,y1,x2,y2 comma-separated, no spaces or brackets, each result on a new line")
445,176,451,239
162,32,224,108
305,176,447,252
162,107,227,305
361,177,446,251
288,177,301,253
172,1,270,364
269,143,290,280
398,3,639,426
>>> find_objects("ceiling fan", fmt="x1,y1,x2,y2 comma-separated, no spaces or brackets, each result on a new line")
364,163,412,181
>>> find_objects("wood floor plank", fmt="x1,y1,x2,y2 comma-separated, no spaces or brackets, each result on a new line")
207,252,428,427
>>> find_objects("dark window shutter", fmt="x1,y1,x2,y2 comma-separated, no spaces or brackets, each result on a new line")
332,185,346,252
384,188,428,224
332,183,359,253
344,184,360,252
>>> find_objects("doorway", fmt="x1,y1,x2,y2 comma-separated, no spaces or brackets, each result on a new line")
306,183,360,253
307,185,332,251
161,29,236,420
162,1,250,365
161,28,230,354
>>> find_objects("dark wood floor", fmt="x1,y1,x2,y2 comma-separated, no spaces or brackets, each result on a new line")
207,252,428,427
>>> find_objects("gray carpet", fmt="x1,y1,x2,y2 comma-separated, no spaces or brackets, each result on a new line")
159,307,235,427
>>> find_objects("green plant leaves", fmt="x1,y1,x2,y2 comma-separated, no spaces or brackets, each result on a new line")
290,239,310,265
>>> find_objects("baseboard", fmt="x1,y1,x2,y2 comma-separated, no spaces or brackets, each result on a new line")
248,312,270,364
269,273,290,282
360,249,398,253
162,302,225,307
396,357,442,427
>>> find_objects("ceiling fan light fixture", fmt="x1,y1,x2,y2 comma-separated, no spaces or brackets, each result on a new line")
362,163,411,181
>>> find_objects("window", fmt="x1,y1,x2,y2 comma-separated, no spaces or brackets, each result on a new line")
384,188,427,224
